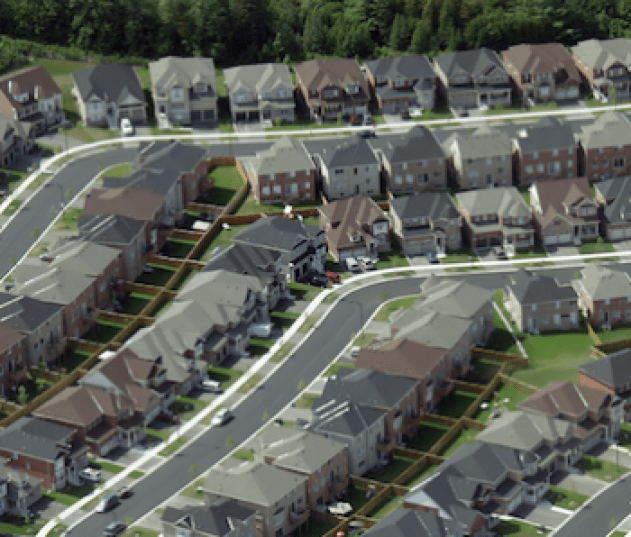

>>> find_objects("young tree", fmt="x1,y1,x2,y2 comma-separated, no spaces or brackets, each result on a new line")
17,385,28,406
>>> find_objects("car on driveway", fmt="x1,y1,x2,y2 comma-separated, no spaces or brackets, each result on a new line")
358,256,375,271
96,493,119,513
120,118,134,136
345,257,360,272
79,467,101,483
103,521,126,536
325,271,340,284
363,114,375,126
201,379,222,393
349,115,362,126
249,322,273,338
211,408,232,426
308,273,329,287
400,111,412,121
425,251,439,264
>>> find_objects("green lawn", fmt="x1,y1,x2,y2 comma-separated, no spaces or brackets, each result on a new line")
373,295,418,322
232,448,255,461
409,422,450,452
347,485,371,511
366,456,416,483
496,519,550,536
404,463,439,487
483,310,520,354
0,169,30,195
434,391,479,418
544,484,590,510
103,162,133,178
578,238,616,255
323,362,355,377
151,298,173,317
236,192,323,215
180,478,205,500
269,341,295,363
120,292,153,315
294,392,319,409
43,483,97,506
159,436,190,457
270,310,299,330
146,428,169,442
437,428,480,457
161,239,197,259
53,207,82,231
2,199,22,216
204,166,244,206
368,495,403,519
237,373,265,394
512,245,548,259
440,248,478,264
135,265,178,287
122,528,161,537
88,458,124,474
62,348,93,372
83,320,126,343
578,454,630,482
129,470,144,479
169,396,208,421
299,519,338,537
463,358,503,384
198,224,250,260
248,337,275,357
0,516,46,535
473,383,534,423
374,245,411,270
288,282,321,301
596,322,631,344
353,331,378,347
207,365,243,389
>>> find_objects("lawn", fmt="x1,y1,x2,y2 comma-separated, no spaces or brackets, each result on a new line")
269,341,295,363
323,362,355,377
440,248,478,264
544,484,590,510
374,245,411,270
409,422,450,452
299,519,338,537
198,224,250,260
294,392,319,409
373,295,418,322
119,292,153,315
83,319,126,344
2,199,22,216
0,516,46,535
463,358,503,384
288,282,322,301
297,314,318,333
146,428,169,442
129,470,144,479
596,322,631,344
512,245,548,259
232,448,255,461
248,337,275,357
180,478,205,500
578,238,616,255
578,454,630,482
204,166,244,206
270,310,300,330
236,192,323,215
434,391,479,419
159,436,190,457
495,519,550,536
473,383,535,423
122,528,161,537
135,265,178,287
28,241,49,258
347,484,371,511
0,169,30,195
436,427,480,457
619,422,631,449
62,348,93,372
237,373,265,394
103,162,133,178
366,455,416,483
88,459,124,474
43,482,97,506
160,238,197,259
353,331,378,347
368,494,403,519
403,463,439,487
169,396,208,421
52,206,82,231
207,365,243,389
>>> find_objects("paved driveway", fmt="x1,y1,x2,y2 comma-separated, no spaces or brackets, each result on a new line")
511,503,569,529
613,239,631,253
544,244,581,264
587,442,631,470
551,470,606,496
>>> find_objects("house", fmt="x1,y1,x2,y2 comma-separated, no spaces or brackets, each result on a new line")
161,499,257,537
504,268,579,333
572,264,631,327
572,38,631,101
432,48,512,111
149,56,217,126
529,176,599,246
363,54,437,112
595,175,631,240
72,63,147,128
502,43,581,104
223,63,295,124
0,466,42,518
202,461,309,537
577,111,631,180
519,381,622,449
444,124,513,189
0,114,36,168
0,417,88,491
238,136,316,203
318,195,390,265
231,216,326,281
389,191,462,256
0,66,64,134
363,508,462,537
0,323,26,398
512,117,578,185
456,186,535,251
313,137,380,199
369,126,447,194
0,293,65,368
294,58,371,121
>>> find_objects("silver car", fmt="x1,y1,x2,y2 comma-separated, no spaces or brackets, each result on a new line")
345,257,360,272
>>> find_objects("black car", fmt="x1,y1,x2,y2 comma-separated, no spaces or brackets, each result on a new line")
103,521,126,536
308,273,329,287
356,130,376,138
401,111,412,121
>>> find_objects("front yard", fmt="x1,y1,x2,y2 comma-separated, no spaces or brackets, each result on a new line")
544,484,590,510
169,396,208,421
578,454,630,482
207,365,243,389
578,238,616,256
373,295,417,322
440,248,478,264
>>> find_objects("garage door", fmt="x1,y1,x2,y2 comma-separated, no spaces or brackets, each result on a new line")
476,238,488,248
610,229,624,240
567,87,579,98
544,235,558,245
625,228,631,238
191,111,201,122
404,241,423,256
558,233,572,244
355,105,366,114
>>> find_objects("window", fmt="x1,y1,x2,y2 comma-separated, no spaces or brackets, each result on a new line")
605,298,611,306
486,157,493,165
394,175,403,185
304,181,310,189
548,161,561,174
285,183,298,195
602,159,609,167
335,169,344,175
532,152,539,159
289,171,295,178
171,87,184,100
418,173,428,183
531,304,537,312
405,174,414,184
525,165,534,174
278,89,287,98
554,314,561,326
402,162,408,170
626,309,631,320
99,281,106,293
273,185,281,194
551,149,559,157
262,186,270,196
614,157,625,169
555,301,561,309
614,310,621,319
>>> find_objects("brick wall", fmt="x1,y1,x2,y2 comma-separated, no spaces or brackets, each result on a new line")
516,146,577,185
385,158,447,194
0,451,56,489
582,145,631,181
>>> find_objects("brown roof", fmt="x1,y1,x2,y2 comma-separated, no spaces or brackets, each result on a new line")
502,43,581,83
319,196,388,251
355,338,447,381
519,381,612,419
532,176,597,228
0,322,25,355
0,66,61,112
294,58,370,103
83,187,164,222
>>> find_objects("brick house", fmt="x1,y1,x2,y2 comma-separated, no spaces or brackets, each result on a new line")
161,499,257,537
595,176,631,241
529,176,599,246
572,264,631,327
0,323,26,398
578,111,631,180
0,417,89,491
512,117,578,185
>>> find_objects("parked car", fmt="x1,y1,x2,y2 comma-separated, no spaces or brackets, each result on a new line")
308,273,329,287
357,130,375,139
494,247,508,260
400,111,412,121
345,257,360,272
201,379,222,393
157,411,180,424
103,521,126,536
425,251,439,264
325,271,340,284
79,467,102,483
120,118,134,136
357,256,375,271
349,115,362,126
96,493,119,513
363,114,375,126
211,408,232,426
409,106,423,117
350,346,361,357
249,322,273,338
117,485,133,499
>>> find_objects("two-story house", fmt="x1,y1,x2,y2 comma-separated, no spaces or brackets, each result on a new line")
149,56,217,126
572,38,631,101
364,508,462,537
363,54,437,112
0,114,36,168
0,66,64,134
572,264,631,327
432,48,512,111
578,111,631,180
161,499,257,537
444,124,513,189
505,268,579,333
502,43,581,104
318,195,390,266
224,63,295,124
238,136,316,203
512,117,578,185
369,125,447,194
0,467,42,518
595,176,631,241
294,58,370,121
0,417,89,491
314,137,380,199
72,63,147,128
530,176,599,246
389,191,462,256
0,323,27,398
456,186,534,252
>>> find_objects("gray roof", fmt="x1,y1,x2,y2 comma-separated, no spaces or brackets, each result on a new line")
317,137,379,168
202,243,282,281
161,499,255,536
507,268,577,305
597,175,631,225
0,292,62,333
232,216,322,253
371,125,445,163
240,136,314,176
579,348,631,388
433,47,507,78
364,507,459,537
364,54,436,82
572,38,631,71
72,64,146,107
390,191,459,221
78,213,146,246
390,310,472,349
134,141,208,174
13,268,96,306
0,417,78,462
177,270,263,310
103,168,181,196
513,117,576,153
416,278,492,320
309,399,383,438
456,186,530,219
224,63,293,94
578,111,631,150
574,263,631,300
445,124,512,159
149,56,216,95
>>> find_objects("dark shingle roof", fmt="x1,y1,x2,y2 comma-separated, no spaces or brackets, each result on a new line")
161,499,255,536
364,54,436,82
232,216,322,252
135,141,208,174
579,348,631,389
0,292,63,333
507,268,577,305
78,214,145,246
433,48,506,78
364,507,458,537
102,168,181,197
389,191,458,220
0,417,76,461
72,64,146,107
202,243,283,280
513,117,576,153
373,125,445,162
597,176,631,225
317,137,379,168
309,399,383,437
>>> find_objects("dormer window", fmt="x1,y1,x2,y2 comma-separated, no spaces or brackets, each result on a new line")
347,85,359,95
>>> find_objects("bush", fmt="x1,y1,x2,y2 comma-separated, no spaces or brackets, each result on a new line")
494,103,504,112
274,117,284,127
337,112,344,125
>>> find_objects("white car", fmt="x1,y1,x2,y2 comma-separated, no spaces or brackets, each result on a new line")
345,257,360,272
201,379,222,393
120,118,134,136
409,106,423,117
249,322,273,338
80,467,102,483
350,346,361,357
211,408,232,426
358,256,375,271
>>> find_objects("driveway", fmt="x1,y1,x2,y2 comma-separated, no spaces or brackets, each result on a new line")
544,244,581,265
551,470,606,496
587,442,631,470
613,239,631,253
511,503,570,529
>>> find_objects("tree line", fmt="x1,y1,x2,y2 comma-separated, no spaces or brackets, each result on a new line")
0,0,630,67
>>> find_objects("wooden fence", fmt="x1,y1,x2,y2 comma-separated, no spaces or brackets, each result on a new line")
594,338,631,354
496,373,538,394
471,347,528,364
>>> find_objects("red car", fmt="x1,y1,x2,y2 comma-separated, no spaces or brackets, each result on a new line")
349,115,362,126
325,271,340,284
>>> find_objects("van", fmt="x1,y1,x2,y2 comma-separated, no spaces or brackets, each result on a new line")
249,322,273,338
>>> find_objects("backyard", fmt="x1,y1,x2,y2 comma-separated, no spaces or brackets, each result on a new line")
434,390,479,419
203,166,244,206
436,427,480,457
596,322,631,344
236,192,323,215
409,422,450,452
160,238,197,259
119,292,154,315
473,383,535,423
365,455,416,483
197,224,250,261
62,347,93,372
135,265,178,287
83,319,127,344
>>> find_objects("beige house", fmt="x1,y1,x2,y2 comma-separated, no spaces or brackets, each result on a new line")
573,38,631,101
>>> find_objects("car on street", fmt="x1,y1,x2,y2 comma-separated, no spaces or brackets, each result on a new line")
117,485,132,499
211,408,232,426
103,521,126,536
201,379,222,393
356,130,375,138
345,257,360,272
79,467,102,483
357,256,375,271
249,322,273,338
425,251,439,264
120,118,134,136
95,493,119,513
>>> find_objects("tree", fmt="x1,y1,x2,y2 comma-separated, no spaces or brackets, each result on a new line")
17,385,28,406
389,14,411,52
610,86,618,105
68,0,127,54
303,9,332,55
410,18,432,54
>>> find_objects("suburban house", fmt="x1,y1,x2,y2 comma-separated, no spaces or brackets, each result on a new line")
363,54,437,112
0,293,65,368
432,47,512,111
444,124,513,189
238,136,316,203
0,323,27,397
314,137,380,199
148,56,217,126
0,66,64,134
161,499,257,537
0,466,42,518
572,264,631,327
202,461,309,537
456,186,535,251
223,63,295,124
363,508,461,537
512,117,578,185
294,58,370,121
572,38,631,101
504,269,579,333
519,381,622,449
318,195,390,265
0,417,89,491
595,175,631,240
529,176,599,246
502,43,581,103
0,114,36,168
369,125,447,194
257,427,349,509
72,63,147,128
389,191,462,256
308,399,385,476
231,216,326,281
577,111,631,180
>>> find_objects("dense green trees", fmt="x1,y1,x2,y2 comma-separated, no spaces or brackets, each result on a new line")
2,0,631,65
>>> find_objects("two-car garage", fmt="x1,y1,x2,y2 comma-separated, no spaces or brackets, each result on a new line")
609,227,631,240
543,233,572,245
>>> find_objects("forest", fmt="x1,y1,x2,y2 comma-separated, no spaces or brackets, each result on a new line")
0,0,630,67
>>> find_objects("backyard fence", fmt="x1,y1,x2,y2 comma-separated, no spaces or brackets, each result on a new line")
594,338,631,354
585,319,602,345
496,373,538,394
472,347,528,364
